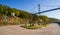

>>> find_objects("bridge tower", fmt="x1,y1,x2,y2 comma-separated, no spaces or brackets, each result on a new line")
38,4,40,13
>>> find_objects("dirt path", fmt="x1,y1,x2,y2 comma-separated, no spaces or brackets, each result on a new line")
0,23,60,35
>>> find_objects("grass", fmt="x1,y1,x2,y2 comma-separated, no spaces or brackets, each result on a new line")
25,25,39,29
24,23,50,29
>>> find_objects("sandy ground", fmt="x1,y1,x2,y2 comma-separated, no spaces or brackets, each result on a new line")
0,23,60,35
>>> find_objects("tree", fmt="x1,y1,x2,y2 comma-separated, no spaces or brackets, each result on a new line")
40,15,49,24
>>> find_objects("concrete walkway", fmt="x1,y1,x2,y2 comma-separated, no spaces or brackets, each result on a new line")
0,23,60,35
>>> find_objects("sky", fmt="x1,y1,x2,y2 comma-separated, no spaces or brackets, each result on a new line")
0,0,60,19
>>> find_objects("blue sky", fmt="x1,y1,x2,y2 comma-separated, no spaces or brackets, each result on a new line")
0,0,60,19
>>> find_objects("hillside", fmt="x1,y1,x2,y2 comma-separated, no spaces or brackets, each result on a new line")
0,4,32,19
0,4,32,25
0,4,60,26
49,18,60,23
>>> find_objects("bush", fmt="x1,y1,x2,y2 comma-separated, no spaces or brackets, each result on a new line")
24,23,50,29
24,24,41,29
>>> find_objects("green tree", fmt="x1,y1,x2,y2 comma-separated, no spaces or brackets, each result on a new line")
40,15,49,24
